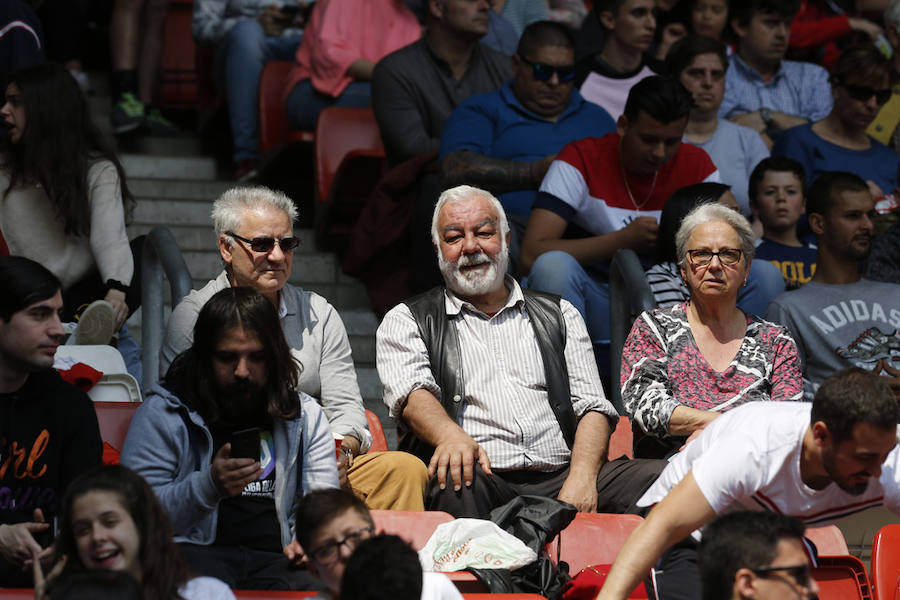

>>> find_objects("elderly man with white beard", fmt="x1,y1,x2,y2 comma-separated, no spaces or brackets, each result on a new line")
376,185,665,518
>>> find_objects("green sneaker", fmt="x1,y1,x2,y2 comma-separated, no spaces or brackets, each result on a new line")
144,107,184,136
110,92,145,134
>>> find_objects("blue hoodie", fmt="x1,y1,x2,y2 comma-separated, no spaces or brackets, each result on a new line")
121,383,339,548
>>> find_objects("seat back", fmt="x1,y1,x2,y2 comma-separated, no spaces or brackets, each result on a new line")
258,61,311,154
546,512,644,573
807,525,850,556
94,401,140,452
234,592,317,599
370,509,454,550
365,409,389,453
314,107,385,203
608,416,633,459
813,555,873,600
157,0,200,108
873,524,900,600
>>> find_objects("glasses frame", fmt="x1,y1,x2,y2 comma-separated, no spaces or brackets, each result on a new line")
308,525,375,564
226,231,301,254
750,563,814,590
685,248,744,267
840,82,893,105
517,55,576,83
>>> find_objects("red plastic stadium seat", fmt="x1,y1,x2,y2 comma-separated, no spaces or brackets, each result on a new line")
807,525,850,556
314,107,385,204
873,524,900,600
0,590,33,599
371,509,485,592
257,61,313,154
608,416,633,460
156,0,200,108
93,401,140,452
365,409,389,453
0,230,9,256
546,512,644,573
813,554,873,600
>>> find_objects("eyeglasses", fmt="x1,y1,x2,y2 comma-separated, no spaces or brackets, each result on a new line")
518,56,576,83
686,248,743,266
226,231,301,254
750,564,814,590
841,82,893,105
308,526,374,563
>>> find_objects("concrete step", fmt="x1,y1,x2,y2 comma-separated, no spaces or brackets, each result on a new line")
181,250,338,284
129,178,234,203
122,154,217,181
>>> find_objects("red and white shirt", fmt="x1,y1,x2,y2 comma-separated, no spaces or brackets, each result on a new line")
535,133,719,238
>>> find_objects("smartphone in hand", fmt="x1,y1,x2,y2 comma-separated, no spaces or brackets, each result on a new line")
231,427,261,461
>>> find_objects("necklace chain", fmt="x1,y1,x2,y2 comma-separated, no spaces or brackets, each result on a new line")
618,143,658,211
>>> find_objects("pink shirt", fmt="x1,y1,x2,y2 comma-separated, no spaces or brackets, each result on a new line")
284,0,421,99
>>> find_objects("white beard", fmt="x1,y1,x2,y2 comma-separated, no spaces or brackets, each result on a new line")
438,245,509,298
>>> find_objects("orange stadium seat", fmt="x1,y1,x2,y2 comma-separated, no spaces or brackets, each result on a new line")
365,409,389,453
813,554,873,600
258,61,314,155
806,525,850,556
873,524,900,600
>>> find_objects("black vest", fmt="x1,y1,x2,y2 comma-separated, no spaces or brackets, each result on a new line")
400,285,575,463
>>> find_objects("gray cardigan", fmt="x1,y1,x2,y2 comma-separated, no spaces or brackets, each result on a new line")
120,383,339,547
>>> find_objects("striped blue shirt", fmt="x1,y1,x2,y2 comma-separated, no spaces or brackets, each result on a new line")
719,53,832,122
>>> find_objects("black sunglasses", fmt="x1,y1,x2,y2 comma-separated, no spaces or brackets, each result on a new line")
841,82,893,105
518,55,576,83
750,564,813,589
227,231,301,253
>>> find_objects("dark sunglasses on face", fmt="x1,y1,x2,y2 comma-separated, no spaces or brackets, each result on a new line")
227,231,301,253
841,82,893,105
518,55,576,83
750,564,813,589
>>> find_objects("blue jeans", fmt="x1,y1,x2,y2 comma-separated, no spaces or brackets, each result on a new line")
214,20,302,163
285,79,372,132
523,250,612,345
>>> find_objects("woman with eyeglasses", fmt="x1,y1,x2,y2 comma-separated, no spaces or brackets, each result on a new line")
0,63,141,375
621,202,803,459
772,43,900,200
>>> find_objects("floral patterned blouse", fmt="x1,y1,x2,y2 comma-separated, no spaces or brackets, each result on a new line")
620,302,804,438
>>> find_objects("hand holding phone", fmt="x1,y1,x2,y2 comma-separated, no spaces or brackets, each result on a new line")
230,427,261,462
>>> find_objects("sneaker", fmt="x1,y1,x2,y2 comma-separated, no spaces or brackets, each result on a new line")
110,92,145,134
74,300,116,345
144,107,183,136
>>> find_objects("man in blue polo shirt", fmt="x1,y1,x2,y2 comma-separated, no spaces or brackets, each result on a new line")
439,20,615,269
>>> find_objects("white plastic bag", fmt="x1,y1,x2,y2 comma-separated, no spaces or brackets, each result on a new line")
418,518,537,572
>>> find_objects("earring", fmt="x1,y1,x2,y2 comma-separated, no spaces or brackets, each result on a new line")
742,279,748,287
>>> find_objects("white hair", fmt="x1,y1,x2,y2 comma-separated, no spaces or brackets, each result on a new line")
430,185,510,247
887,0,900,31
211,186,298,244
675,203,756,265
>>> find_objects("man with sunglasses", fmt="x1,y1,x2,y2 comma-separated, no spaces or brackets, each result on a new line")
596,367,900,600
439,21,615,271
766,171,900,400
160,186,428,512
699,512,819,600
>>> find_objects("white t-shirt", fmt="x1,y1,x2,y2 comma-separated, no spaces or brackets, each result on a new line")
422,572,464,600
639,402,900,527
179,576,235,599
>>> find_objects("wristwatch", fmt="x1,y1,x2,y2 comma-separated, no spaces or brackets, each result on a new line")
760,107,775,128
340,445,354,468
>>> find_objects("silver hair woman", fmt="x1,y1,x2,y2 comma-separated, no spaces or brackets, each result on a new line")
620,202,803,459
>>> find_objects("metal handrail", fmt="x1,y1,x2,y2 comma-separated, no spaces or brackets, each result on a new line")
608,249,657,415
141,226,193,392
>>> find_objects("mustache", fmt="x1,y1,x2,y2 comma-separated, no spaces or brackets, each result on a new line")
457,252,491,268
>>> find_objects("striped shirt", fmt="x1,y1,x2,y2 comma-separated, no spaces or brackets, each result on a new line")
719,53,832,122
376,277,616,471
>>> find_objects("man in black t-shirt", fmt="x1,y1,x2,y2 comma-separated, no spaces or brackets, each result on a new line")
0,257,102,587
